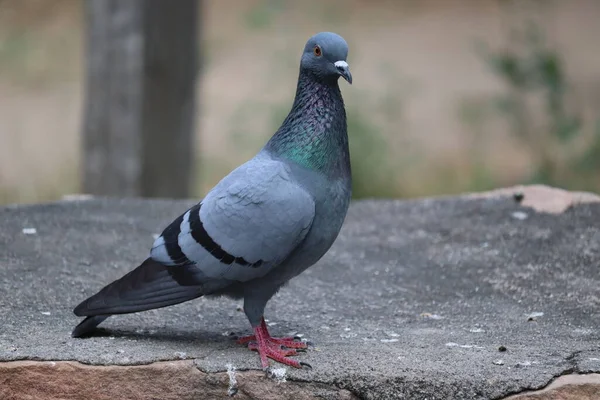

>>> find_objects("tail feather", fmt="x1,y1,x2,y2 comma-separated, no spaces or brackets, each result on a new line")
72,258,204,337
71,315,110,338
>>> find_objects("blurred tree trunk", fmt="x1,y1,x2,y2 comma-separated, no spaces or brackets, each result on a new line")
82,0,198,198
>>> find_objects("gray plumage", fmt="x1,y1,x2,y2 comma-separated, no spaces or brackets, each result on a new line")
72,32,352,367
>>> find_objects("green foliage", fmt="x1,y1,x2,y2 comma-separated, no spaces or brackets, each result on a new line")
244,0,286,30
473,16,600,192
346,108,400,199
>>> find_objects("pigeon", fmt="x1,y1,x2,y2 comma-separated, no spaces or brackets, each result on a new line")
72,31,353,369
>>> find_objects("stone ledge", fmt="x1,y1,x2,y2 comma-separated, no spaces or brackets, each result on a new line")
1,185,599,399
466,184,600,214
3,361,597,400
0,360,356,400
503,374,600,400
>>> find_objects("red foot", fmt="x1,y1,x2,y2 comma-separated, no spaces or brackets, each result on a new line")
237,317,308,369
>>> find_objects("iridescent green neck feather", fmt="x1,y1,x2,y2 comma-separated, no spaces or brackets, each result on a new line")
264,72,350,179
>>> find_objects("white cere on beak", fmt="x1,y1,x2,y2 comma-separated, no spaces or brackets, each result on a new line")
334,61,349,68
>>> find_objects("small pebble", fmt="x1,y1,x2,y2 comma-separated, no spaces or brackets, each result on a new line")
22,228,37,235
513,192,525,203
493,359,504,365
498,345,507,352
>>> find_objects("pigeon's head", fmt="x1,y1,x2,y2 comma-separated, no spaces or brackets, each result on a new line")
301,32,352,85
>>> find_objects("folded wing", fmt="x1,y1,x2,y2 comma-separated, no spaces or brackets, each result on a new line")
151,155,316,282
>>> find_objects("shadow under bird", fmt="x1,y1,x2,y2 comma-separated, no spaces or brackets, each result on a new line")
72,32,353,369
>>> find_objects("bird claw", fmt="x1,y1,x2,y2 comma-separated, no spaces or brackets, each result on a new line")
273,337,308,349
251,338,304,368
248,341,298,357
240,318,310,368
300,361,312,370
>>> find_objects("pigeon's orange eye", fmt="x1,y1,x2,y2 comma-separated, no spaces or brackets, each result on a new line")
313,45,322,57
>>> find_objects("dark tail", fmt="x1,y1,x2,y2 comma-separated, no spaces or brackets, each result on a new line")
72,258,204,337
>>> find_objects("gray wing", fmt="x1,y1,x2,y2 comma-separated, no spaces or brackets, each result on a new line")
150,154,315,282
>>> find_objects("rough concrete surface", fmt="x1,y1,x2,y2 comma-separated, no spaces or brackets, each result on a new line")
1,185,599,399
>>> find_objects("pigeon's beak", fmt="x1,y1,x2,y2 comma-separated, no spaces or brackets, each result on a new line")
334,60,352,85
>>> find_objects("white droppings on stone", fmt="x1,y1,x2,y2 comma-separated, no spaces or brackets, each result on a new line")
269,367,287,384
469,328,485,333
226,363,238,396
516,361,532,367
385,331,400,337
420,313,443,320
41,311,51,316
117,349,125,354
267,322,278,327
511,211,528,220
573,328,593,335
22,228,37,235
445,342,484,349
589,358,600,361
344,327,351,331
174,351,187,359
380,338,399,343
527,312,544,320
492,359,504,365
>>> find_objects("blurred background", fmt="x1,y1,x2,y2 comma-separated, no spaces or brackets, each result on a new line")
1,0,599,205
